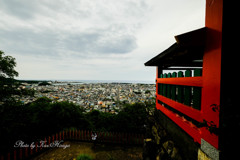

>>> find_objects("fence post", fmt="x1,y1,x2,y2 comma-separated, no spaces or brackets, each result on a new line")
30,147,33,156
184,70,192,106
35,142,38,153
160,74,163,95
25,147,28,158
14,150,16,160
163,73,167,97
193,69,202,110
48,136,51,145
171,72,177,100
167,73,172,98
19,148,23,160
177,71,184,103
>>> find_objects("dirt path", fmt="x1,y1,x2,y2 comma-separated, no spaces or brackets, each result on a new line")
31,141,143,160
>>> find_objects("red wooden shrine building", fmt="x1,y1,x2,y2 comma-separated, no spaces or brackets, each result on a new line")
145,0,239,159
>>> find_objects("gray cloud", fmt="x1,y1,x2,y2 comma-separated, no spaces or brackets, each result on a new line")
0,28,59,56
64,30,137,55
0,0,205,81
0,27,137,58
0,0,40,19
0,0,145,58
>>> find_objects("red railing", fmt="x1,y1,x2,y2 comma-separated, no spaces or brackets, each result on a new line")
156,69,217,146
0,129,144,160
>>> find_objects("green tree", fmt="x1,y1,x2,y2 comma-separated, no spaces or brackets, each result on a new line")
0,50,19,104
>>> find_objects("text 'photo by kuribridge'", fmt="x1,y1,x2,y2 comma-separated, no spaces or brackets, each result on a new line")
0,0,239,160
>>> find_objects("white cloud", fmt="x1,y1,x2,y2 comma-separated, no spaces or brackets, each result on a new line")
0,0,205,81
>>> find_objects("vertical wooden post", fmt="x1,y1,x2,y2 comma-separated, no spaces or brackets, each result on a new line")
171,72,177,100
163,73,167,96
159,74,163,95
25,147,28,158
193,69,202,110
19,148,22,160
177,71,184,103
48,136,51,145
13,150,16,160
167,73,172,98
30,147,33,155
35,142,38,153
201,0,223,149
184,70,192,106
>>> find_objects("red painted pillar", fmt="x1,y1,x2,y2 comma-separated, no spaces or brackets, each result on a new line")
201,0,223,149
25,147,28,158
13,151,16,160
35,142,38,153
19,148,22,159
48,136,51,145
30,147,33,155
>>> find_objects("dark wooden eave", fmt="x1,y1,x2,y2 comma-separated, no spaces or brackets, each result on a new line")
144,27,206,69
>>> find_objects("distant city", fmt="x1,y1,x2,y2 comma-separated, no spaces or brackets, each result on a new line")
16,80,156,114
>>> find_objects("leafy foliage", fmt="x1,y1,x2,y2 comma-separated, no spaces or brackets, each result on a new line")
0,50,35,104
76,154,93,160
0,50,18,78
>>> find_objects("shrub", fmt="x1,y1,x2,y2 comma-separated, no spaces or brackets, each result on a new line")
76,154,93,160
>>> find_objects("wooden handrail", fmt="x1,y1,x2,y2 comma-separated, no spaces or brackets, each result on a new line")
157,94,203,122
156,77,203,87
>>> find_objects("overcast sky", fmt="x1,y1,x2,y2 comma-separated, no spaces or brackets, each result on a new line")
0,0,205,82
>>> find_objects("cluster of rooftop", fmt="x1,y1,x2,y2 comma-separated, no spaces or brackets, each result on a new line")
18,82,155,113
